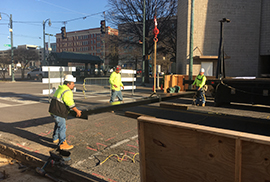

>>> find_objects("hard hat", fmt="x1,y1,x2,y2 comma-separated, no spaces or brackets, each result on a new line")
64,74,76,82
200,68,205,73
116,65,122,71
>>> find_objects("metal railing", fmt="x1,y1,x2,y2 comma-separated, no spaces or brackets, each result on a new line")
83,77,111,98
83,70,136,99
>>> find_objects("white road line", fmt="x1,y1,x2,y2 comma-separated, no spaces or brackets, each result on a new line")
88,135,138,161
0,97,39,108
0,103,11,108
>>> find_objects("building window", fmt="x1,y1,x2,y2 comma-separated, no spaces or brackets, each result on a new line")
97,43,100,47
83,41,89,45
91,46,93,50
83,35,87,39
97,49,100,53
94,39,96,44
83,47,88,51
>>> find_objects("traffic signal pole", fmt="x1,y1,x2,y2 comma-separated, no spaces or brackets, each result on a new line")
100,17,106,69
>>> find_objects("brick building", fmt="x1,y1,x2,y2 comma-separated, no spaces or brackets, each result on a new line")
56,27,118,69
177,0,270,77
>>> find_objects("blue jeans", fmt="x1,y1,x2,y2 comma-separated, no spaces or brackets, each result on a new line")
196,87,206,105
52,115,66,145
110,90,123,103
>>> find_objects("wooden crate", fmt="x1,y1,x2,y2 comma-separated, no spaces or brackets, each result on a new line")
164,75,184,93
138,116,270,182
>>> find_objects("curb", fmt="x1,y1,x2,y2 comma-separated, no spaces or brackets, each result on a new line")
0,142,106,182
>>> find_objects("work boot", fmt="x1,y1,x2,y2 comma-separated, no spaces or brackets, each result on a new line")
196,104,199,106
59,140,74,150
202,103,205,107
53,139,59,144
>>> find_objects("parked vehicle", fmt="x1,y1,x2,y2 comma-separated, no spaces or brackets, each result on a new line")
27,68,46,81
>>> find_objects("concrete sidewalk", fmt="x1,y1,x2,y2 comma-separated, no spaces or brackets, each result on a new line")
0,79,162,182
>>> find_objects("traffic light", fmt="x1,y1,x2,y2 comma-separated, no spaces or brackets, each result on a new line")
61,26,67,39
100,20,105,34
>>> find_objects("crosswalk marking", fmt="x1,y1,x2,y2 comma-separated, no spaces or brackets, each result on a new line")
0,93,146,108
0,96,39,108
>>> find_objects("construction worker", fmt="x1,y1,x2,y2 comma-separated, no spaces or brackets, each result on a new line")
49,74,82,150
193,68,207,106
109,65,124,103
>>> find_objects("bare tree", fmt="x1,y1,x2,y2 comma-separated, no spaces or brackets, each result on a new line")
157,17,177,73
106,34,119,68
107,0,177,83
7,48,40,79
0,54,10,80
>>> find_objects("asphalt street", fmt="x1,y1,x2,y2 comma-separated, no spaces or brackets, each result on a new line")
1,76,270,182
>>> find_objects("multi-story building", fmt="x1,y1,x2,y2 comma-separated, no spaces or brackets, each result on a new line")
177,0,270,77
0,44,42,68
56,27,118,69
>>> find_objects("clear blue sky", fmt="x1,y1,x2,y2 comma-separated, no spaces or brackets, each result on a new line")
0,0,109,50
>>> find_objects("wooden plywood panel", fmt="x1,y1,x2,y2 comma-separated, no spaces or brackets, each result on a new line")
140,122,235,182
138,116,270,182
241,141,270,182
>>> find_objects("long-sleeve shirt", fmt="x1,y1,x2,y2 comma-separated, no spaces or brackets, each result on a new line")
49,84,75,118
109,71,124,91
193,74,206,88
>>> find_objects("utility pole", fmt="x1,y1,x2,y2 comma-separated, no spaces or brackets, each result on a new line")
188,0,194,89
0,12,15,82
10,14,14,82
103,11,106,70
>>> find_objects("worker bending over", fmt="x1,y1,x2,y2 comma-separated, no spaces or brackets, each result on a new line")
49,74,82,150
193,68,207,107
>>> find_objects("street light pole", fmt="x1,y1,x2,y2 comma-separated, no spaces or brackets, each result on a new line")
0,12,15,82
43,19,51,67
188,0,194,89
216,18,230,79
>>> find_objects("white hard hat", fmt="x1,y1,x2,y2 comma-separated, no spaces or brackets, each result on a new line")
64,74,76,82
200,68,205,73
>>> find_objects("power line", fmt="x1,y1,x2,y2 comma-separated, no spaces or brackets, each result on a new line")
52,11,106,24
38,0,89,16
11,10,106,26
0,32,42,40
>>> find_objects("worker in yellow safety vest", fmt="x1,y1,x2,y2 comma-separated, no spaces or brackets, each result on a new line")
49,74,82,150
192,68,207,107
109,65,124,103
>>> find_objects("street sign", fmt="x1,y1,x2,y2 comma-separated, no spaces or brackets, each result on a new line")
4,44,11,47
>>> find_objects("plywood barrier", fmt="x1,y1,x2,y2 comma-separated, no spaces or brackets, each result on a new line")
137,116,270,182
